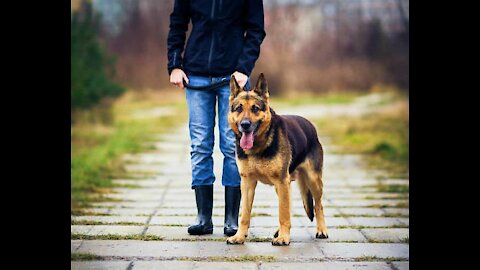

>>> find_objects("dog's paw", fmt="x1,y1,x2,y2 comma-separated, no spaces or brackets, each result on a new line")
272,235,290,246
226,234,246,245
315,230,329,239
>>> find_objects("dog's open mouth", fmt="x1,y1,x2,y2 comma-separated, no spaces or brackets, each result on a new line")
240,131,254,150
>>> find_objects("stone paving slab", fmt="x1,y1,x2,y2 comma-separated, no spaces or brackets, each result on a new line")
91,201,160,209
304,228,368,242
324,200,408,207
146,226,228,240
336,208,385,216
320,243,409,259
72,240,409,260
71,261,400,270
347,217,406,227
72,225,403,243
154,206,342,217
391,261,409,270
260,262,394,270
109,208,155,216
382,208,409,216
360,229,409,242
133,261,258,270
323,193,408,200
71,225,144,236
71,216,149,224
160,199,407,209
71,261,130,270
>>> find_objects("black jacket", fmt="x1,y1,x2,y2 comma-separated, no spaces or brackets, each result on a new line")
167,0,266,77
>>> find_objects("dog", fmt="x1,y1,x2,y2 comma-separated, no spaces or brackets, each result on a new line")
226,73,328,246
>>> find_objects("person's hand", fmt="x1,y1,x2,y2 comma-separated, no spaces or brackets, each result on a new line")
170,68,189,88
233,71,248,89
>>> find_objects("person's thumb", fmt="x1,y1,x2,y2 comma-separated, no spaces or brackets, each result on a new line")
183,73,189,84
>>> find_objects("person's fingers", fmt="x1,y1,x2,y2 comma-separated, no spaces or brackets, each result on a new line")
183,73,189,84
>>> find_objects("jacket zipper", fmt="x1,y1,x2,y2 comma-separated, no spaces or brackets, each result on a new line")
207,0,216,74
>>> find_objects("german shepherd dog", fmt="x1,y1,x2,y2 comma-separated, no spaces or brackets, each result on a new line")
226,73,328,246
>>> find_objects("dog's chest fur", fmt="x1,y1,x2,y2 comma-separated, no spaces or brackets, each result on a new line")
237,129,291,185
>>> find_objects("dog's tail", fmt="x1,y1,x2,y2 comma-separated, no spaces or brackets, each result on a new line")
297,176,314,222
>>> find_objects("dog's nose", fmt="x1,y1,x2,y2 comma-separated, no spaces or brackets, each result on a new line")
240,120,251,130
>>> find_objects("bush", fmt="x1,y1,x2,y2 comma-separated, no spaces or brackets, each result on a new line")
71,5,124,109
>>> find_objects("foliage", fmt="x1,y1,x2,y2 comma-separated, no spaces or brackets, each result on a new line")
71,3,124,109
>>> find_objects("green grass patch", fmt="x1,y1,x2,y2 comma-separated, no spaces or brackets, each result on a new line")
251,212,272,217
71,209,110,216
335,225,408,229
334,213,408,218
179,255,277,262
377,184,409,193
272,91,362,106
400,237,409,243
71,252,104,261
313,91,408,177
71,233,163,241
70,220,145,226
71,90,186,209
354,256,407,262
249,237,272,242
364,194,409,200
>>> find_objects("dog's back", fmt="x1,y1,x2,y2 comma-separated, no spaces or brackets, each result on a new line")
277,114,323,174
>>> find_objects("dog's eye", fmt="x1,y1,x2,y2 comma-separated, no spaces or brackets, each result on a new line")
251,105,259,113
235,106,243,113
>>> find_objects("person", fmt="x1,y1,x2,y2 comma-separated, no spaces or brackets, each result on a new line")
167,0,266,236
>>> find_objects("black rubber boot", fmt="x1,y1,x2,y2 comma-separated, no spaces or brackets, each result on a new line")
188,185,214,235
224,186,241,236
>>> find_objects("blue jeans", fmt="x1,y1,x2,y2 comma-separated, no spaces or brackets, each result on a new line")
186,75,250,188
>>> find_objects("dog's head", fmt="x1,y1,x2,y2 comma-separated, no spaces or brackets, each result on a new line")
228,73,272,150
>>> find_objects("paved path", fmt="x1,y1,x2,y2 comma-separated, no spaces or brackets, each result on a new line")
71,98,409,269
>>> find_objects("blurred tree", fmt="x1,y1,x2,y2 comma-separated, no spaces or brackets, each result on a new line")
71,1,124,110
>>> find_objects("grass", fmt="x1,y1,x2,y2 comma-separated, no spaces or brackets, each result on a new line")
71,209,110,216
376,184,409,193
312,90,408,178
71,220,145,226
271,91,361,106
179,255,277,262
334,213,409,218
71,233,163,241
400,237,409,243
71,253,103,261
71,90,186,209
251,212,272,217
335,225,409,229
354,256,407,262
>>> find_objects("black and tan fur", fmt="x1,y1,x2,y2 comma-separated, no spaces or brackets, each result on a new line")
226,73,328,246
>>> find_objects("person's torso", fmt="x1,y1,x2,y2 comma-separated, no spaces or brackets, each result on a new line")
184,0,246,77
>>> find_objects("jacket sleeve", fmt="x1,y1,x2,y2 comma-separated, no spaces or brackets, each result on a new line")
167,0,190,75
236,0,266,77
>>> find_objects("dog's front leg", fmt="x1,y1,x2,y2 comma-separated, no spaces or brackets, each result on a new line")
272,179,291,246
226,177,257,244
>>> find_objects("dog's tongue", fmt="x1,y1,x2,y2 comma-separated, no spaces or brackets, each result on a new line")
240,132,254,150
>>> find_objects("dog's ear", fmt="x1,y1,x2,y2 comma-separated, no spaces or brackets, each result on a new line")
254,73,269,98
230,75,241,98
